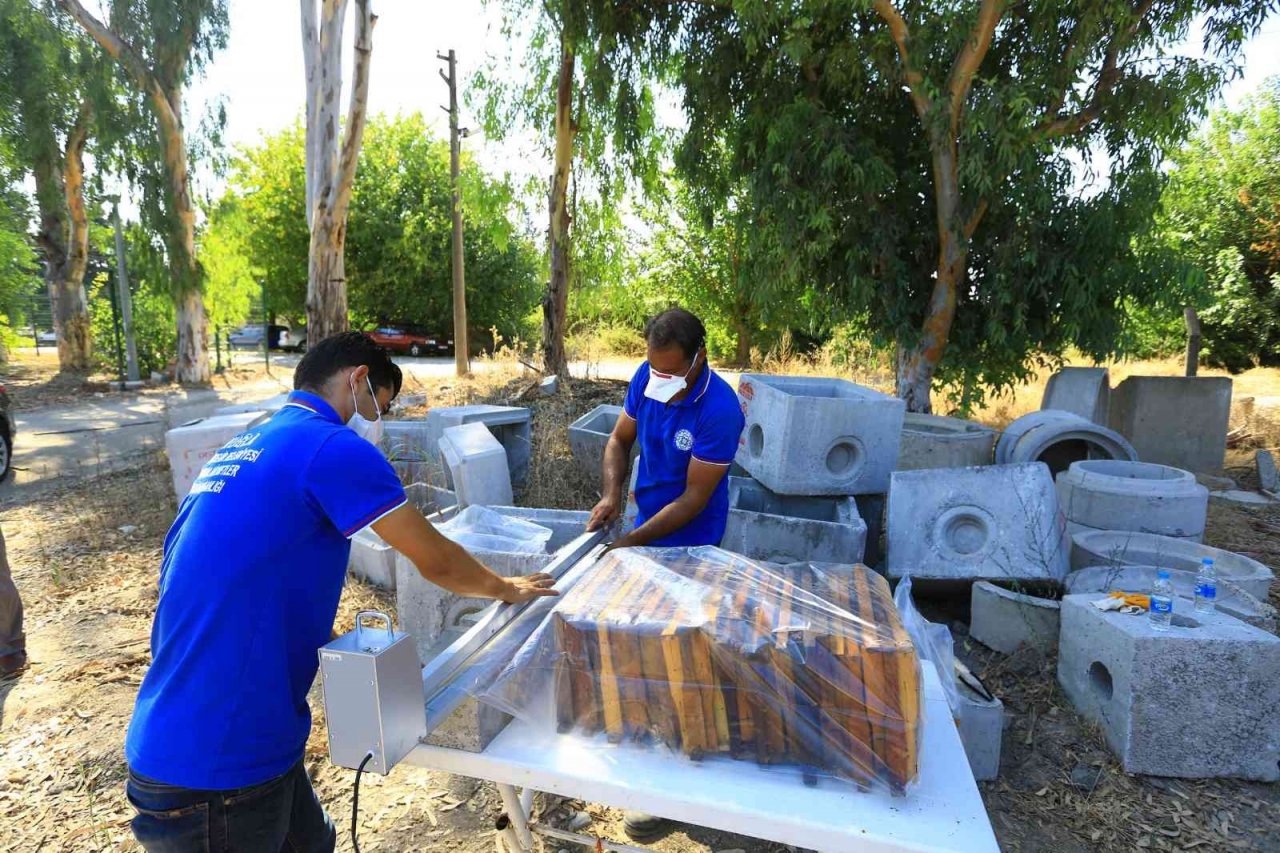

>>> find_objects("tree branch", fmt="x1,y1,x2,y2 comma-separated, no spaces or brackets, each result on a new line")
1035,0,1155,141
61,98,92,284
332,0,374,221
872,0,931,120
946,0,1004,133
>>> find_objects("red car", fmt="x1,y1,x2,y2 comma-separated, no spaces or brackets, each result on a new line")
365,325,451,357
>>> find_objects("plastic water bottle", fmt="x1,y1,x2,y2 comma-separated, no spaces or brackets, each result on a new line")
1195,557,1217,613
1150,570,1174,631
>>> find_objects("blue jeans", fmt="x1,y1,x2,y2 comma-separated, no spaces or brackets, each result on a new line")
126,758,336,852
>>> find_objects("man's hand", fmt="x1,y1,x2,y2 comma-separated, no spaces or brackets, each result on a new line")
586,494,621,531
500,573,559,604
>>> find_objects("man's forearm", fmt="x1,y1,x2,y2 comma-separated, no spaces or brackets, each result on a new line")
600,436,630,500
415,539,508,599
616,490,708,547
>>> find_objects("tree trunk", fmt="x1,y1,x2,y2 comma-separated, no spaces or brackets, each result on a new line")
307,211,349,342
896,144,966,413
174,289,207,383
733,313,752,366
301,0,374,345
542,34,575,378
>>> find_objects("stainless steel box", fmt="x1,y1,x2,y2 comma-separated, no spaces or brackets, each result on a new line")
319,611,425,774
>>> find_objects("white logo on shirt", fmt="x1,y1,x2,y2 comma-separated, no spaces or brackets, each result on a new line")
674,429,694,451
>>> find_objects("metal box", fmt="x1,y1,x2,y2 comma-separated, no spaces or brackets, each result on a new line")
318,611,425,775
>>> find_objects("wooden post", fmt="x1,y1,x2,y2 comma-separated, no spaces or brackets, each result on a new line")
438,48,469,377
1184,307,1201,377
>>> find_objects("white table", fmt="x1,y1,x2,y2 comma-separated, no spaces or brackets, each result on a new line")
403,667,999,852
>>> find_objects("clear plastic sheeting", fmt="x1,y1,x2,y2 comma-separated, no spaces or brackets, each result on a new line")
467,546,923,793
892,576,961,716
437,505,553,555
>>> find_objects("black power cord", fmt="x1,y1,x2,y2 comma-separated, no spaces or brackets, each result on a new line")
351,752,374,853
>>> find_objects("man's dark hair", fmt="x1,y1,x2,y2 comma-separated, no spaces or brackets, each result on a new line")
643,307,706,360
294,331,403,397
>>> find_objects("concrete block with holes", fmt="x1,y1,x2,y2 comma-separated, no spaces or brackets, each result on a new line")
719,476,866,564
734,374,905,496
395,506,589,663
1058,593,1280,781
885,462,1069,583
424,405,532,487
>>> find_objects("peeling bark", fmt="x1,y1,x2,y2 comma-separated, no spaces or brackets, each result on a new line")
542,33,576,379
301,0,374,344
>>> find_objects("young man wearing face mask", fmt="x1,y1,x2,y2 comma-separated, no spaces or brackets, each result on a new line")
123,332,557,852
587,307,745,551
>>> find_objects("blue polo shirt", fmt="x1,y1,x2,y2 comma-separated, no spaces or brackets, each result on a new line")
624,361,744,546
126,391,407,790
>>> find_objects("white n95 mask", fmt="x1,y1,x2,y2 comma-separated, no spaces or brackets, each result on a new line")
644,354,699,404
347,374,384,446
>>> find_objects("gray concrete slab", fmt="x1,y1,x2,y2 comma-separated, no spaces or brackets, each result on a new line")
735,374,905,495
719,476,867,564
1064,566,1275,633
1055,460,1208,542
439,423,513,508
970,581,1061,655
1108,376,1232,473
1058,593,1280,780
896,413,996,471
424,405,532,487
567,404,638,479
886,463,1070,583
956,681,1004,782
349,528,398,590
1259,449,1279,494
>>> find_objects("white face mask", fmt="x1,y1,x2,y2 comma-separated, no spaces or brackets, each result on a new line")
644,352,700,404
347,374,384,446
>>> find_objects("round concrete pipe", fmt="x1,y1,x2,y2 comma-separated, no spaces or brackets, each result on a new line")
1040,366,1110,424
1065,565,1276,632
1069,529,1275,600
897,413,997,470
969,580,1062,655
995,410,1137,477
1056,460,1209,542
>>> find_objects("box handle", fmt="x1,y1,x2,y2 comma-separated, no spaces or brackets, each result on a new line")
355,610,395,645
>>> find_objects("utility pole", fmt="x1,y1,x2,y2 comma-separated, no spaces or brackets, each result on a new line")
438,48,470,377
112,202,140,382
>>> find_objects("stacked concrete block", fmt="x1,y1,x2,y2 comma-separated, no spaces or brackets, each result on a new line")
568,404,639,478
995,410,1137,477
970,581,1061,655
956,680,1004,782
381,420,449,487
214,392,291,416
397,506,590,662
896,413,997,470
403,482,457,515
1055,460,1208,542
1058,593,1280,780
719,476,867,565
735,374,905,495
1064,566,1275,633
424,405,532,487
1040,367,1110,424
886,463,1070,583
439,423,514,508
853,493,887,569
164,411,270,499
1070,529,1274,600
348,528,398,590
1108,376,1232,473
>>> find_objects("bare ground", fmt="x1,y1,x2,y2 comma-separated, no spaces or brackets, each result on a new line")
0,371,1277,851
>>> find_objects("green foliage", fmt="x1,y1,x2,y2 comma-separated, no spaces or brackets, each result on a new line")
0,185,40,333
88,225,176,377
199,195,259,331
209,114,544,342
1152,79,1280,371
568,0,1267,401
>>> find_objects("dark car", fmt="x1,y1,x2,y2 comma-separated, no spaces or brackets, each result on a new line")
228,324,293,351
365,324,451,358
0,383,14,482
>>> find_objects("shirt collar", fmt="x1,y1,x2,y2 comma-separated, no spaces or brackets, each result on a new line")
284,390,344,425
671,360,713,408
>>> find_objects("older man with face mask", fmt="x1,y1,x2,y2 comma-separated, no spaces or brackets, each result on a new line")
123,332,557,853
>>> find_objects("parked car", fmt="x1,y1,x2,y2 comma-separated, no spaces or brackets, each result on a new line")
284,329,307,353
0,383,13,482
365,324,450,357
228,324,292,350
35,329,56,346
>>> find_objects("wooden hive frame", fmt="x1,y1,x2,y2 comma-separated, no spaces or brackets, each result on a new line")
549,549,921,792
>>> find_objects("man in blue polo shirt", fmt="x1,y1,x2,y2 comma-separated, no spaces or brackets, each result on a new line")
587,308,743,548
124,332,557,852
